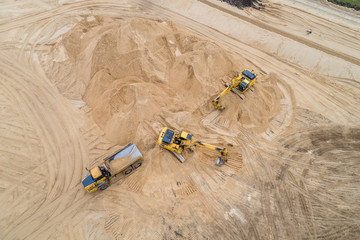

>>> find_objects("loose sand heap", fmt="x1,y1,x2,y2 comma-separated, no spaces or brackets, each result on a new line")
47,16,284,145
0,0,359,239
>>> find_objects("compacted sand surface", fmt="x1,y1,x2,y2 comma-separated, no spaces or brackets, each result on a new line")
0,0,359,239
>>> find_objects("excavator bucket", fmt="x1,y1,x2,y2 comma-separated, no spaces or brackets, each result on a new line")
216,156,228,166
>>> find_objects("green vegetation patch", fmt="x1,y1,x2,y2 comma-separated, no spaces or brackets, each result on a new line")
328,0,360,10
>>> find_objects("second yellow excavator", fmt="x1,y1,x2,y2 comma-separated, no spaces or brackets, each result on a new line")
212,69,258,110
158,127,228,166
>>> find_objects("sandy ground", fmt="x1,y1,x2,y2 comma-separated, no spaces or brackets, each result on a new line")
0,0,359,239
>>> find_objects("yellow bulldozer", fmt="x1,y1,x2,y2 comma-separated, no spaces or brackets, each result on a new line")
212,69,258,110
158,127,228,165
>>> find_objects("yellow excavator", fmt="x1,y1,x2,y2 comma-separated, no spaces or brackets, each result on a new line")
212,69,258,110
158,127,228,165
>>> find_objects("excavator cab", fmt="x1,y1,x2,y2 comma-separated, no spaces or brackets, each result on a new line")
237,70,256,93
180,131,192,140
238,81,249,92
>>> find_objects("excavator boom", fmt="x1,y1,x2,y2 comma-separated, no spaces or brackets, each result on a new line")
212,85,235,110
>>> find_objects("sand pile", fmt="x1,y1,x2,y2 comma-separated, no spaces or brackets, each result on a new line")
42,16,284,146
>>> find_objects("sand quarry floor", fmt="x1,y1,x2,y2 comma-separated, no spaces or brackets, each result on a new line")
1,0,360,239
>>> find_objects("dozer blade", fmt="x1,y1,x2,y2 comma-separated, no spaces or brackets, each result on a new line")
170,151,185,163
231,88,245,100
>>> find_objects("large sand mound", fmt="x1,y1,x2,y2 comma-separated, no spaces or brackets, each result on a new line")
44,17,286,147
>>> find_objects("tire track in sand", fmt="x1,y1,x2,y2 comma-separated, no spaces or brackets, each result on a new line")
0,50,90,239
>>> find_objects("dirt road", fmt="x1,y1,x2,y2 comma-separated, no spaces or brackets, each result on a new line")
0,0,359,239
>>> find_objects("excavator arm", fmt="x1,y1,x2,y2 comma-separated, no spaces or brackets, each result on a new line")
182,140,228,165
212,84,236,111
212,74,242,111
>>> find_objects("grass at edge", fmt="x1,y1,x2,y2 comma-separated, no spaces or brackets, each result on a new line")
327,0,360,10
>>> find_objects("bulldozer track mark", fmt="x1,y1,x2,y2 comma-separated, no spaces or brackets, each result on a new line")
237,129,259,148
297,192,317,239
3,185,90,239
202,110,221,125
298,193,310,217
174,185,197,197
173,177,198,198
276,163,289,181
275,197,292,237
0,48,90,239
123,170,144,193
248,220,261,240
0,1,139,33
104,214,120,230
0,168,48,195
317,224,357,239
213,171,227,184
260,183,279,240
224,153,243,172
280,164,359,221
0,66,84,195
283,188,300,228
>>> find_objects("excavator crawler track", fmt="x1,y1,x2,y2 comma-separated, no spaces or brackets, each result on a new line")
231,88,245,99
170,151,185,163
